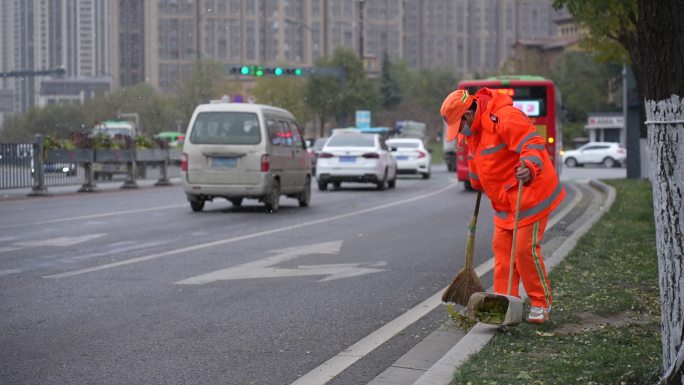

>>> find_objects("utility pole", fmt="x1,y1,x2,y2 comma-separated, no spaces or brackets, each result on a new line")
358,0,365,59
323,0,329,58
195,0,202,61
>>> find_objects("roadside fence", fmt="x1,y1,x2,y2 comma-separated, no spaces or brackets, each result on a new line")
1,134,181,195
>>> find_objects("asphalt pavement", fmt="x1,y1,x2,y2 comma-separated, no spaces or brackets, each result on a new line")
0,166,622,385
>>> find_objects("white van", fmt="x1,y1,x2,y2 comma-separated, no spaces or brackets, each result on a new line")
181,103,312,212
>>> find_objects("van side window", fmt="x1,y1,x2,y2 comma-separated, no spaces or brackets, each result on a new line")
279,120,295,147
267,119,284,146
289,121,306,149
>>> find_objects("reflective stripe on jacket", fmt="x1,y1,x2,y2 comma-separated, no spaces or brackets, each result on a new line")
463,88,565,229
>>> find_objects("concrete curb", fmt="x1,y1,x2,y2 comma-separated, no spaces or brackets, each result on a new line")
410,179,617,385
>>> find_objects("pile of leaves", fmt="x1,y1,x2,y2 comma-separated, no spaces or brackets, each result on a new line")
475,296,509,325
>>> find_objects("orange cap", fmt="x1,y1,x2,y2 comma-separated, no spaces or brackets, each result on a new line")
440,89,474,142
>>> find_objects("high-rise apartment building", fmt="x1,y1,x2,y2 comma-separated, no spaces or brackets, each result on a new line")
140,0,558,91
0,0,112,124
1,0,562,127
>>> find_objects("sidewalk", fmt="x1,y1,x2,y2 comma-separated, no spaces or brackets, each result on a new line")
365,179,621,385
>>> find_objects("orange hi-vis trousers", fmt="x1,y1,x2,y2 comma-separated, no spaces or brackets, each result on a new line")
492,215,552,308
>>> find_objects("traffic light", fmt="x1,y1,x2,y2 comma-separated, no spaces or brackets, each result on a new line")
229,65,309,77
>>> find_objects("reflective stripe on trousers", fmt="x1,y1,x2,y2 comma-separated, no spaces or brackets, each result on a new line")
492,215,552,308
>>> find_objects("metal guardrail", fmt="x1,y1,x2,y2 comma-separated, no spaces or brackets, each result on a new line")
1,135,182,193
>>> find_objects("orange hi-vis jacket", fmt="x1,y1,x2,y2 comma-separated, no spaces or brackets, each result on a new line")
462,88,565,229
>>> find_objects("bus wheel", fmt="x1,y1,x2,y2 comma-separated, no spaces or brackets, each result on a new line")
464,180,475,191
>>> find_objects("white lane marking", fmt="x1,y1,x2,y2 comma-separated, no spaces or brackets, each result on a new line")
175,241,385,285
290,184,579,385
14,234,106,248
44,182,458,279
0,205,186,230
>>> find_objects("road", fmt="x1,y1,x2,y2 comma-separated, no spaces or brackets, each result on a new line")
1,166,500,385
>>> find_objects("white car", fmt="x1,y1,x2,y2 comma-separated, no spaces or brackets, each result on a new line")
386,138,431,179
562,142,626,168
315,133,397,190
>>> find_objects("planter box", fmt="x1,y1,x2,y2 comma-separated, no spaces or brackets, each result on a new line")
95,149,135,162
168,149,182,162
45,149,94,163
135,149,167,162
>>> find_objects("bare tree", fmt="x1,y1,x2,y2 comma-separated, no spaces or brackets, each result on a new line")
637,0,684,383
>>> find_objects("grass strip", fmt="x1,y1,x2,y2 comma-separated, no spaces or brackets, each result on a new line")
451,179,662,385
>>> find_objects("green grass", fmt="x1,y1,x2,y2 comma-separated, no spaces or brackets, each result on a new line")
451,179,662,385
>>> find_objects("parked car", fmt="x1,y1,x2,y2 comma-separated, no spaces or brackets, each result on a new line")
386,138,431,179
31,161,77,176
181,102,312,212
315,132,397,190
306,137,329,175
562,142,626,168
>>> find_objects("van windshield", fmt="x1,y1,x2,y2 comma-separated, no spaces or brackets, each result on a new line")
189,112,261,145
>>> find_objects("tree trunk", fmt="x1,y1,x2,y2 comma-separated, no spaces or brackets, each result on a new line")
637,1,684,383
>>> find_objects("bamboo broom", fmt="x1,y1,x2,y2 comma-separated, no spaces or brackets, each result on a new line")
442,191,485,305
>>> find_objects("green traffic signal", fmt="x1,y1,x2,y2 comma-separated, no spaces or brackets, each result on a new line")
274,67,283,76
294,68,303,76
255,66,264,77
240,66,249,75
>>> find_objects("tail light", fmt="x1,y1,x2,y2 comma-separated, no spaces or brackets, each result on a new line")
261,154,271,172
362,152,379,159
318,152,334,158
181,153,188,171
617,148,626,153
417,150,427,159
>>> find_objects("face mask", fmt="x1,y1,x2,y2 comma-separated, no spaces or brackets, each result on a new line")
460,121,472,136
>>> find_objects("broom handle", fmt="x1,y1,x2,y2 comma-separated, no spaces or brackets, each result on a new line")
464,191,482,270
507,163,525,296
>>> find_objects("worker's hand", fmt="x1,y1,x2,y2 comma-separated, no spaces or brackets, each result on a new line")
515,163,531,184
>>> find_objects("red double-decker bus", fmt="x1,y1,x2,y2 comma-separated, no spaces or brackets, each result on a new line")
455,76,562,190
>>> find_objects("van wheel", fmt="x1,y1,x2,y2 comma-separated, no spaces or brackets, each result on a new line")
318,181,328,191
190,200,205,212
229,198,243,207
298,177,311,207
264,180,280,212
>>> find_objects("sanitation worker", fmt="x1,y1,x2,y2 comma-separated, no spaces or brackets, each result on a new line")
440,88,565,324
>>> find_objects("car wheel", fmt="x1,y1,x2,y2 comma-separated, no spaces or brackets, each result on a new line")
422,171,431,179
388,175,396,189
602,157,616,168
376,170,387,190
190,200,205,212
298,177,311,207
264,179,280,212
318,181,328,191
229,198,243,207
565,157,578,168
